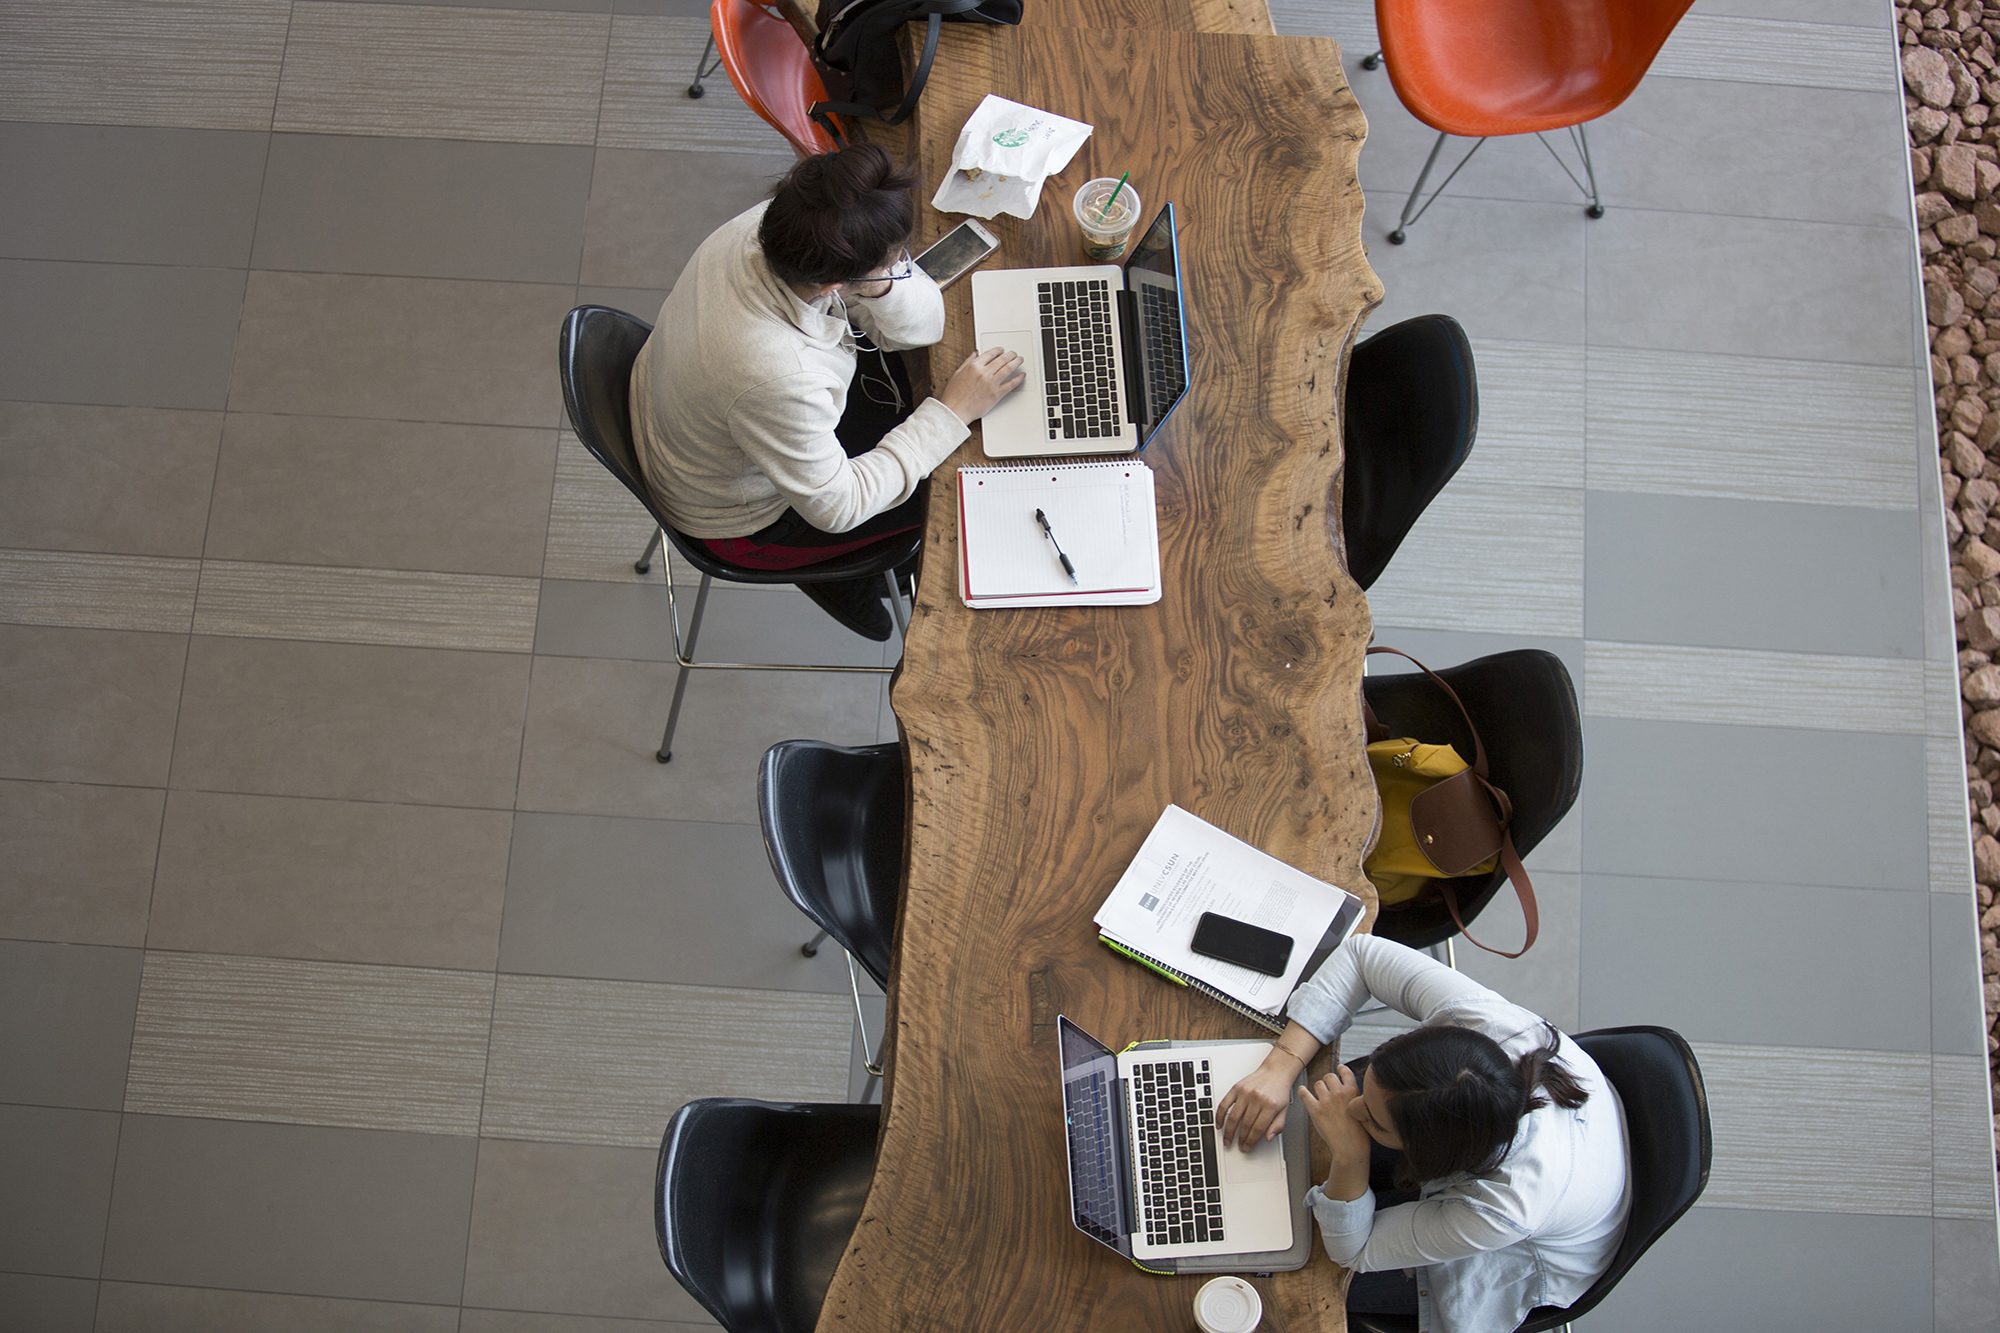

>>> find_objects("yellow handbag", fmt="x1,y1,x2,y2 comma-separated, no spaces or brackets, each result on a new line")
1361,647,1538,957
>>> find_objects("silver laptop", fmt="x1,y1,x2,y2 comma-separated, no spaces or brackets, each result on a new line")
1058,1015,1311,1272
971,204,1191,458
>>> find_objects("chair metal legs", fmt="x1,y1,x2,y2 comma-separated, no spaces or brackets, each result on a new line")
846,951,883,1078
1389,124,1603,244
640,527,907,763
800,928,829,958
1360,47,1383,69
687,32,722,99
1535,122,1604,219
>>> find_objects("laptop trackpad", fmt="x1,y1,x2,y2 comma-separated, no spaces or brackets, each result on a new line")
974,329,1044,453
1219,1130,1289,1185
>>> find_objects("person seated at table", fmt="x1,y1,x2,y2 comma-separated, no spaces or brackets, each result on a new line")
1214,936,1630,1333
629,142,1025,641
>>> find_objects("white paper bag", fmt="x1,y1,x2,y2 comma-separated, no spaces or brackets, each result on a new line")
930,94,1093,221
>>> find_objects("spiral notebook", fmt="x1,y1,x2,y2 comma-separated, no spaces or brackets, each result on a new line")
957,461,1161,608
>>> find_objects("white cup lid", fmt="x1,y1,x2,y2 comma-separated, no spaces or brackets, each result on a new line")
1195,1276,1261,1333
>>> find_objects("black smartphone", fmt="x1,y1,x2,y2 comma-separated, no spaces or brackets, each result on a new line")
915,219,1001,288
1189,912,1293,977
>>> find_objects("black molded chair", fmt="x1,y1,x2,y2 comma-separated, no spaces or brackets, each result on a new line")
1363,649,1580,952
1342,314,1478,592
655,1098,880,1333
1347,1025,1710,1333
558,306,919,762
758,739,904,1082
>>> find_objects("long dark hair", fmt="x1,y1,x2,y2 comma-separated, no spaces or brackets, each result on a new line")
758,143,920,286
1367,1022,1588,1187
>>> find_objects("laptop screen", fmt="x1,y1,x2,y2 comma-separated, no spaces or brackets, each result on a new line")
1057,1016,1133,1255
1122,204,1190,446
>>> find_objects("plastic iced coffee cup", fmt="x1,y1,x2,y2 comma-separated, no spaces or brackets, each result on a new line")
1074,177,1142,262
1193,1275,1263,1333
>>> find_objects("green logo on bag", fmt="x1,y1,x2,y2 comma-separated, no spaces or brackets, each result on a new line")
991,128,1029,147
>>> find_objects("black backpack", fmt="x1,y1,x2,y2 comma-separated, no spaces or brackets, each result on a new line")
809,0,1023,135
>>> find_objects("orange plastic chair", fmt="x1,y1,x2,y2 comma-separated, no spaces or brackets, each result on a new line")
1359,0,1696,243
688,0,842,158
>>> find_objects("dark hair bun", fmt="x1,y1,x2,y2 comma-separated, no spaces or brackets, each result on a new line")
760,144,922,287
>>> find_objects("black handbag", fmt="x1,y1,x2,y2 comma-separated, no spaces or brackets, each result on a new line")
809,0,1023,134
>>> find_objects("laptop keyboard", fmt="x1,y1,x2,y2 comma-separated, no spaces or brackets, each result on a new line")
1038,280,1122,442
1063,1071,1125,1246
1133,1058,1224,1247
1138,281,1187,413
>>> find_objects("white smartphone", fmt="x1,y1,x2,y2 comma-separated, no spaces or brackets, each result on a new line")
915,219,1001,288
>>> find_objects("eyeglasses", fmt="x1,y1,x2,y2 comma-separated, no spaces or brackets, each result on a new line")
849,250,916,288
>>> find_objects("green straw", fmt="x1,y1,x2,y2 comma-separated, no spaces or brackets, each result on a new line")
1097,171,1131,225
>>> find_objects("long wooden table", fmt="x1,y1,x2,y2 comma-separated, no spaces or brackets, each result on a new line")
821,18,1383,1333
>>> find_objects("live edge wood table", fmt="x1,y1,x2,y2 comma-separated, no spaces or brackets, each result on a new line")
821,15,1384,1333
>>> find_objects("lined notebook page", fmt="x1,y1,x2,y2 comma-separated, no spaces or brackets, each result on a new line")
958,462,1159,600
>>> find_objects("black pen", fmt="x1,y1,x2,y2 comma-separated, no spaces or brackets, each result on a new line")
1035,508,1079,585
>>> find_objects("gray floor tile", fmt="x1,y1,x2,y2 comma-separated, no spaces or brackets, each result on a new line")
1689,0,1891,26
1934,1053,1997,1219
0,122,266,267
151,790,513,970
101,1114,477,1305
1449,339,1586,493
273,2,609,146
599,15,796,155
125,952,493,1137
1585,346,1923,509
579,148,784,291
613,0,710,13
514,653,885,822
543,432,668,583
1358,197,1587,346
534,579,889,667
480,973,849,1146
1689,1041,1931,1214
1583,717,1927,891
0,550,200,635
0,625,186,788
191,560,540,653
1936,1218,2000,1333
0,1273,96,1333
461,1138,713,1322
94,1283,459,1333
0,0,290,132
498,810,860,990
1584,492,1925,659
1933,892,1991,1058
1652,12,1901,93
0,941,142,1111
0,780,164,948
0,260,245,410
0,1104,121,1277
1584,208,1918,365
1580,1208,1930,1332
461,1312,710,1333
1584,640,1925,734
169,635,530,809
574,284,671,321
1453,871,1580,1032
1361,628,1584,698
205,413,555,578
1363,480,1583,637
254,135,594,284
1580,876,1931,1051
0,403,222,558
1591,77,1909,228
227,270,572,428
312,0,612,9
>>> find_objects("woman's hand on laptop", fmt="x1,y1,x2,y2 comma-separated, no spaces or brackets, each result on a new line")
938,346,1027,423
1215,1055,1301,1150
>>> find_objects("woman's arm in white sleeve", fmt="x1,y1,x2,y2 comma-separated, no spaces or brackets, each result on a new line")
1309,1190,1528,1271
845,269,945,351
1284,936,1502,1048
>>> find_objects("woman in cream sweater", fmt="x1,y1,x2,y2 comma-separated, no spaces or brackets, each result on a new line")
630,144,1023,640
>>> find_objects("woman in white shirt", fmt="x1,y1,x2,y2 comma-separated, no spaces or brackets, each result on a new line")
1215,936,1631,1333
630,144,1024,640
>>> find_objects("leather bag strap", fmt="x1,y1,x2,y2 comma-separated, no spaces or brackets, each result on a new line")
1443,834,1538,958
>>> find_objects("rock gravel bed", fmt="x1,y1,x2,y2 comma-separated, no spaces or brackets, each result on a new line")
1903,0,2000,1173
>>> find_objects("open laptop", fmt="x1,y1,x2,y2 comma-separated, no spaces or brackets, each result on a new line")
971,204,1191,458
1058,1015,1312,1273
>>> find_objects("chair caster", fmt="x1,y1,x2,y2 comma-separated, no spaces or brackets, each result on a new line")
1586,203,1605,219
657,749,673,763
686,84,705,99
800,941,819,958
1388,230,1407,245
1360,53,1381,70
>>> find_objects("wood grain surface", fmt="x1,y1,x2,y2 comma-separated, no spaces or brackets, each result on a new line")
820,21,1382,1333
1015,0,1274,34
